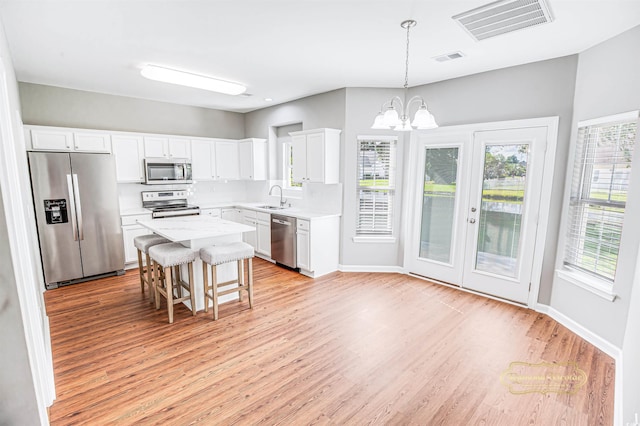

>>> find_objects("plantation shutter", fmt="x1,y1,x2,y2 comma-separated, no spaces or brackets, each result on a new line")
356,137,397,235
563,114,638,281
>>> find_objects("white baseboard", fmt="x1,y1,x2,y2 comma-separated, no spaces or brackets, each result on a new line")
535,304,623,426
338,264,404,273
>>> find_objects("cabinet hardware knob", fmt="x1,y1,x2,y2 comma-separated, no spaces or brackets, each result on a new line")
469,218,476,224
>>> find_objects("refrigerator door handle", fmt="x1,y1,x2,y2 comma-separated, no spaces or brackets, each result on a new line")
66,174,79,241
72,174,84,240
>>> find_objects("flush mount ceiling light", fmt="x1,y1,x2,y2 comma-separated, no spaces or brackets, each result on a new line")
371,19,438,131
140,64,246,96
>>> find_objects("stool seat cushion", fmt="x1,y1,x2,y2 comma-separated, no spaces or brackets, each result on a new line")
149,242,197,267
134,234,170,253
200,242,254,265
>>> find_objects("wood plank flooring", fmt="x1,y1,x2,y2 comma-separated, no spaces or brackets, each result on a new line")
44,259,615,425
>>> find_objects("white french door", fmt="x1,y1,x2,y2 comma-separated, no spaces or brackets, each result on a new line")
407,124,550,304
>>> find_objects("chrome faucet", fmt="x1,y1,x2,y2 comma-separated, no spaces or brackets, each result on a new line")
268,184,287,207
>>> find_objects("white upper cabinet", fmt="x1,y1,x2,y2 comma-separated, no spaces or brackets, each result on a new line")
239,138,267,180
215,140,240,180
144,136,191,159
26,126,111,153
190,139,215,181
168,138,191,158
73,132,111,152
289,128,341,184
112,134,145,182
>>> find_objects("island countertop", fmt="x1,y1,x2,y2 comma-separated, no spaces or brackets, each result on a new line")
137,215,255,249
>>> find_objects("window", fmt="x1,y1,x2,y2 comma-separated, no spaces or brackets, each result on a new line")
563,112,638,282
356,136,397,235
283,139,302,189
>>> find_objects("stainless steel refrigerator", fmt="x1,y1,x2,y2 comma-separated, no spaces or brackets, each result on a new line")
28,152,124,288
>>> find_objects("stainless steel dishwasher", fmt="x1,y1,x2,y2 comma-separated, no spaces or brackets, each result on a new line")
271,214,297,269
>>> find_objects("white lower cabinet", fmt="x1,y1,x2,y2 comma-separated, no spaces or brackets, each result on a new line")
296,220,310,271
121,214,152,268
256,212,271,257
241,209,271,258
296,216,339,277
201,208,221,218
221,208,243,223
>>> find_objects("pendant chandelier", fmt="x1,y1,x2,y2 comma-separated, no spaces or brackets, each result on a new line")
371,19,438,131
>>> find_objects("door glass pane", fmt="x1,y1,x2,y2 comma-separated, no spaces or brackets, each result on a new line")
419,147,458,263
475,144,529,277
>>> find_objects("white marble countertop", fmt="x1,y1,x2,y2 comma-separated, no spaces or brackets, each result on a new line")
122,202,341,220
197,202,341,220
137,215,255,244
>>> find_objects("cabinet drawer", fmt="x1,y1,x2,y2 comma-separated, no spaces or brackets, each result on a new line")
297,219,310,231
202,208,221,217
121,214,152,226
242,209,257,220
256,212,270,223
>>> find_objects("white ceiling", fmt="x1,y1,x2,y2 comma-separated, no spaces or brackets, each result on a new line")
1,0,639,113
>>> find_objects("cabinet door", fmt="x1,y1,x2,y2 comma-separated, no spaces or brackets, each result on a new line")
257,220,271,257
74,132,111,152
215,141,240,179
31,129,73,151
112,134,145,182
297,228,310,270
144,136,168,157
291,135,307,182
238,141,253,180
122,226,150,264
191,140,215,181
305,132,325,182
168,138,191,159
243,217,257,248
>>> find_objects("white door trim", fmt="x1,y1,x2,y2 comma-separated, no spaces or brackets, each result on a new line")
403,116,559,308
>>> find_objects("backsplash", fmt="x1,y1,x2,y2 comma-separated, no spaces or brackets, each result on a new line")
118,180,342,214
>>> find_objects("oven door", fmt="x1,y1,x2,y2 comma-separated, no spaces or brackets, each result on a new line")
144,158,192,184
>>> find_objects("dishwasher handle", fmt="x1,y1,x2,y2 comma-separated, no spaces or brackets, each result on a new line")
272,218,292,226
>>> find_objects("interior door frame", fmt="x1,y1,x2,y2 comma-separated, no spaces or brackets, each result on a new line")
402,117,559,307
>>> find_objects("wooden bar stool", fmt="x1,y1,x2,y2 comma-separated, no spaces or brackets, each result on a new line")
200,242,254,320
149,242,197,324
134,234,170,303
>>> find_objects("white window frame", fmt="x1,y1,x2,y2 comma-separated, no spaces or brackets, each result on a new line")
558,110,639,300
355,135,398,239
282,138,302,191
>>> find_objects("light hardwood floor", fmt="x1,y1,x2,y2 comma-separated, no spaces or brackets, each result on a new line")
44,259,615,425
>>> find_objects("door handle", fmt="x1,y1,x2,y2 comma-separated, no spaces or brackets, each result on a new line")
72,174,84,240
66,174,78,241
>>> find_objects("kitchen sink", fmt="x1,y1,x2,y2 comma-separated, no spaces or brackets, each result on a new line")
258,205,286,210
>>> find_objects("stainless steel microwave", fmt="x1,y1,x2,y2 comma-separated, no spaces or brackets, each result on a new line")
144,158,192,185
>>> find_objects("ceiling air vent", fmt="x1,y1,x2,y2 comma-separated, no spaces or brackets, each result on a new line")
452,0,554,41
433,51,465,63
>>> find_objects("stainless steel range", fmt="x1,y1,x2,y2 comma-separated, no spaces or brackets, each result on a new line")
142,190,200,218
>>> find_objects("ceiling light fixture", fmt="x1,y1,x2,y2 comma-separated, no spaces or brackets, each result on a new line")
371,20,438,131
140,64,246,96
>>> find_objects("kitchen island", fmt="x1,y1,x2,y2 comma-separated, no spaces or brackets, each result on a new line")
137,215,255,311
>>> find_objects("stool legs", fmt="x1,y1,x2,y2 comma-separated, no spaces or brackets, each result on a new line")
202,257,253,321
248,258,253,309
154,261,195,324
137,249,144,293
145,252,155,304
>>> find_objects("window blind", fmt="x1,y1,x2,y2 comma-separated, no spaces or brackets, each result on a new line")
356,137,397,235
564,117,637,281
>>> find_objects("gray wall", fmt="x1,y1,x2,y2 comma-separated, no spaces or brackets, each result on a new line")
244,88,346,138
19,82,245,138
550,23,640,359
406,55,578,304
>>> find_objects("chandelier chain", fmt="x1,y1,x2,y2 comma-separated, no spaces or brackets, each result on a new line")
404,22,411,89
